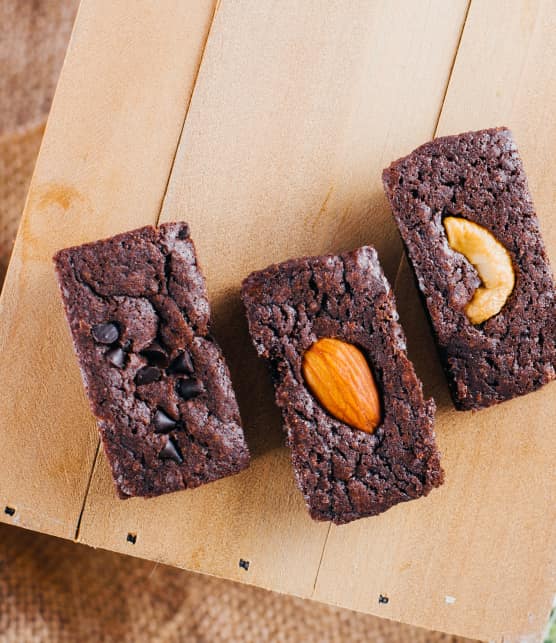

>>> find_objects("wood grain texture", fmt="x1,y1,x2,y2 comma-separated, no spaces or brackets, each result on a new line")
314,2,556,641
0,0,217,538
77,0,468,601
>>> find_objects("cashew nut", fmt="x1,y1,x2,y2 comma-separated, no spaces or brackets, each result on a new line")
443,217,515,324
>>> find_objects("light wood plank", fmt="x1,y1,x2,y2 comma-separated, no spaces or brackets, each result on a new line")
0,0,217,538
78,0,469,599
314,2,556,640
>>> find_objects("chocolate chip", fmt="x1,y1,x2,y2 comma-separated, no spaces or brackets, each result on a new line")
141,341,169,367
91,322,119,344
167,351,194,375
239,559,250,571
153,409,177,433
176,378,203,400
135,366,161,385
378,595,389,604
106,347,126,368
159,437,183,464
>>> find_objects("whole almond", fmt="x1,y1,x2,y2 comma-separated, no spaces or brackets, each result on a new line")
302,338,381,433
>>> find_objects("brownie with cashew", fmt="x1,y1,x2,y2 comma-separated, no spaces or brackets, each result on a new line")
383,127,556,410
241,247,443,524
54,223,249,498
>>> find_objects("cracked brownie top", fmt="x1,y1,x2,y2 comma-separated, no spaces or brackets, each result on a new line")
242,246,443,524
54,222,249,498
383,127,556,410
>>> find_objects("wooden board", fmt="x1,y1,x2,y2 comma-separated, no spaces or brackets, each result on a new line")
77,0,468,599
1,1,555,640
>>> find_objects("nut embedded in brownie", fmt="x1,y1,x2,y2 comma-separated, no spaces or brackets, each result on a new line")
241,246,443,525
54,222,250,499
382,127,556,410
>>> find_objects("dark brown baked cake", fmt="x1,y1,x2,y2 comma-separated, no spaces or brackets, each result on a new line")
241,247,443,524
383,127,555,410
54,223,249,498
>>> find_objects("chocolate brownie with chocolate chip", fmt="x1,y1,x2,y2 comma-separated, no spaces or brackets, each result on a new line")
383,128,556,410
54,223,249,498
241,247,443,525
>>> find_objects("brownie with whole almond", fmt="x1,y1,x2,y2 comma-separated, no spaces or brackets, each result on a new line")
383,127,556,410
54,223,249,498
241,247,443,524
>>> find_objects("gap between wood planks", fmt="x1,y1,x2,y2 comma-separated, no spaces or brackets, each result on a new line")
74,441,100,540
73,0,221,543
309,0,473,600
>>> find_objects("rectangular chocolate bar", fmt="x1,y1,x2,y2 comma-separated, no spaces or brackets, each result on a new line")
383,127,556,410
54,223,249,498
241,247,443,524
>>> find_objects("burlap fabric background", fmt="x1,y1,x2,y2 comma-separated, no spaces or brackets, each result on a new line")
0,2,477,641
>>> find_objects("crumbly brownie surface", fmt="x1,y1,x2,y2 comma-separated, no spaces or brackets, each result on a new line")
54,223,249,498
241,247,443,524
383,128,556,410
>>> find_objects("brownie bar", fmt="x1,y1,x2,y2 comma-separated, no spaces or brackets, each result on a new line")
241,247,443,524
383,127,556,410
54,223,249,498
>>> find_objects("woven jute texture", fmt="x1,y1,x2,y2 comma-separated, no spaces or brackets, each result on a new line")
0,2,477,641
